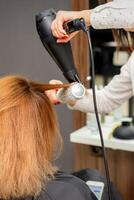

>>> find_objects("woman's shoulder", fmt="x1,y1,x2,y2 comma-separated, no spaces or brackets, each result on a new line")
37,172,94,200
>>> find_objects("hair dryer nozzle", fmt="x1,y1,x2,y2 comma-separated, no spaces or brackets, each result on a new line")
36,9,80,83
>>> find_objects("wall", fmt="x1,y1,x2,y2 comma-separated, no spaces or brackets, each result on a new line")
0,0,74,172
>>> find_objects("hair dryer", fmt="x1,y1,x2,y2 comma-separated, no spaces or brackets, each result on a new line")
35,8,80,83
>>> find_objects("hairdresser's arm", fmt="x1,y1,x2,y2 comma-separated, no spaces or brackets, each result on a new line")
67,54,133,114
90,2,134,29
51,3,134,42
49,54,133,112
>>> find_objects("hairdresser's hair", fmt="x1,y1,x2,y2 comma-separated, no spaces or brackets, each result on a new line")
90,0,134,52
112,30,134,52
0,75,69,199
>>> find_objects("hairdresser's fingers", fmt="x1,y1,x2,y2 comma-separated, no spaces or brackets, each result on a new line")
55,17,67,37
54,22,69,41
49,80,63,85
57,31,78,43
49,80,63,104
57,37,70,43
52,10,75,38
51,14,68,38
56,11,68,35
46,80,63,104
51,20,65,38
53,20,69,39
46,91,60,104
46,89,59,104
54,11,69,37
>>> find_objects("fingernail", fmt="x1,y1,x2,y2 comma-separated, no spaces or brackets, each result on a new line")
61,29,67,35
63,35,69,38
54,101,60,105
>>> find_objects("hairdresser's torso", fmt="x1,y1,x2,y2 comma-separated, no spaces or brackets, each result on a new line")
117,50,134,95
129,51,134,94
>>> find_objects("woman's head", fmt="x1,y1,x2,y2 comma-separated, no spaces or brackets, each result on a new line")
0,75,69,199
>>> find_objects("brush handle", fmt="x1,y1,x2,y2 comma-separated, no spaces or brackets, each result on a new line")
57,82,85,104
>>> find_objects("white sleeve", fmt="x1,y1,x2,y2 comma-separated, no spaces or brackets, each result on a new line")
90,3,134,29
69,54,133,114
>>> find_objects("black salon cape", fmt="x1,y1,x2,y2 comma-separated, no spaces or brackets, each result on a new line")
37,171,97,200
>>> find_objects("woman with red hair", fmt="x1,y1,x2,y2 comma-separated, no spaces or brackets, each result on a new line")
0,75,94,200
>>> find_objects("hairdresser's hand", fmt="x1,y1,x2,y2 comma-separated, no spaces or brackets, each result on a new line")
51,10,91,43
46,80,63,105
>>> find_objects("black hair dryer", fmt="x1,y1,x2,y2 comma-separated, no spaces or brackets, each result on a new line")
36,8,80,83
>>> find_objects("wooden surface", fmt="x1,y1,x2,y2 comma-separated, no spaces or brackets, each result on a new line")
71,0,89,131
70,126,134,152
74,144,134,200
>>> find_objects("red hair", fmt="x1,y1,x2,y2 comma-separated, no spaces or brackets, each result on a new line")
0,75,69,199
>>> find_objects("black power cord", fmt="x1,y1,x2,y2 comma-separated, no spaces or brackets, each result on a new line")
66,18,112,200
86,29,112,200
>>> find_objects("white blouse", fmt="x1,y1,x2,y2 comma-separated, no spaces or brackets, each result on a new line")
90,0,134,29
